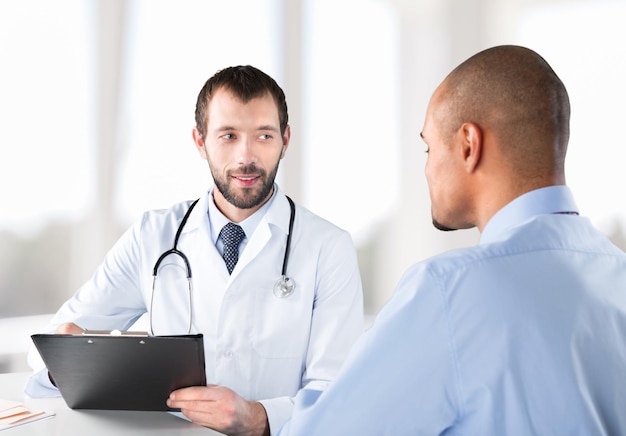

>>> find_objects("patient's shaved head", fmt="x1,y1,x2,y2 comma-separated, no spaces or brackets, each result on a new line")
437,45,570,180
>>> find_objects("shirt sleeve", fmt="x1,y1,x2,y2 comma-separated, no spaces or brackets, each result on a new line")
258,397,294,436
24,368,61,398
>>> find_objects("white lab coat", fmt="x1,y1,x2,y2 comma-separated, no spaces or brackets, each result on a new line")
26,187,364,434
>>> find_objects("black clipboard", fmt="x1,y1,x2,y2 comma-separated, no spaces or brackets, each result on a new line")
31,333,206,411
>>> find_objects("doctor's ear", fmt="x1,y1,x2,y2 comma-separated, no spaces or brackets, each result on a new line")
192,127,208,159
281,125,291,158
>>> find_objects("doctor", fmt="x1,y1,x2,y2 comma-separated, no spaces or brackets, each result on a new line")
26,65,364,436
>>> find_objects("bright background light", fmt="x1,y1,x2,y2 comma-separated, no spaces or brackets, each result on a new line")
1,0,624,325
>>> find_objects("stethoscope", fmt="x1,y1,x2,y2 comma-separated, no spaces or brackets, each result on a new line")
150,196,296,335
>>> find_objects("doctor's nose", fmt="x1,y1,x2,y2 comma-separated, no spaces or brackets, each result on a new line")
235,137,258,165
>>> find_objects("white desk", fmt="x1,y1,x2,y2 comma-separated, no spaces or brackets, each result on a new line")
1,372,223,435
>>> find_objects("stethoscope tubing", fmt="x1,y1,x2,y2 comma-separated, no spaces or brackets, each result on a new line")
150,195,295,335
281,196,296,277
152,198,200,278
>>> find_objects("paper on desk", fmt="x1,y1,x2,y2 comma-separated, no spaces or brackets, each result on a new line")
0,398,55,431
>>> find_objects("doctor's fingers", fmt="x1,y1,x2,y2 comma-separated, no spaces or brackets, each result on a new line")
167,390,241,430
55,322,84,334
169,385,238,403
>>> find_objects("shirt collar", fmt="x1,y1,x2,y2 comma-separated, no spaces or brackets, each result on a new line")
207,184,278,245
480,185,579,245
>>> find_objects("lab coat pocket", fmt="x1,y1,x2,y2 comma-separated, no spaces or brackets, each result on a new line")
251,287,312,359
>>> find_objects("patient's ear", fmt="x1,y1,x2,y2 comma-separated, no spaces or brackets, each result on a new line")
460,122,482,173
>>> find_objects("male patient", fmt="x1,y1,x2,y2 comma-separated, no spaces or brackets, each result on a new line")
278,45,626,435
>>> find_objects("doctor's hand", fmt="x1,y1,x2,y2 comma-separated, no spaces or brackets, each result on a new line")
167,385,269,436
55,322,84,334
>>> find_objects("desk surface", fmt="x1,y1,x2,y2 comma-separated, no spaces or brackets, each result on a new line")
1,372,223,435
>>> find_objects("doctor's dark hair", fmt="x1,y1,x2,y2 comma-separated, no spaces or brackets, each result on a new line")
194,65,289,140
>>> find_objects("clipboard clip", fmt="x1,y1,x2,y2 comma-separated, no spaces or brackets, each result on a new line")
82,329,149,337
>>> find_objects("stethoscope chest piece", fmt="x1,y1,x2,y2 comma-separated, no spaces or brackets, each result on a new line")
273,275,295,298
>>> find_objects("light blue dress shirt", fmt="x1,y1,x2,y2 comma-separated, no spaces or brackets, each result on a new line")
279,185,626,435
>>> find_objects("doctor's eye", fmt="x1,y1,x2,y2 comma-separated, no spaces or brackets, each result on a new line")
258,134,273,140
221,133,235,140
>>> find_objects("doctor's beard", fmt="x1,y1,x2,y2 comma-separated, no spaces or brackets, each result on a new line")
211,161,280,210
